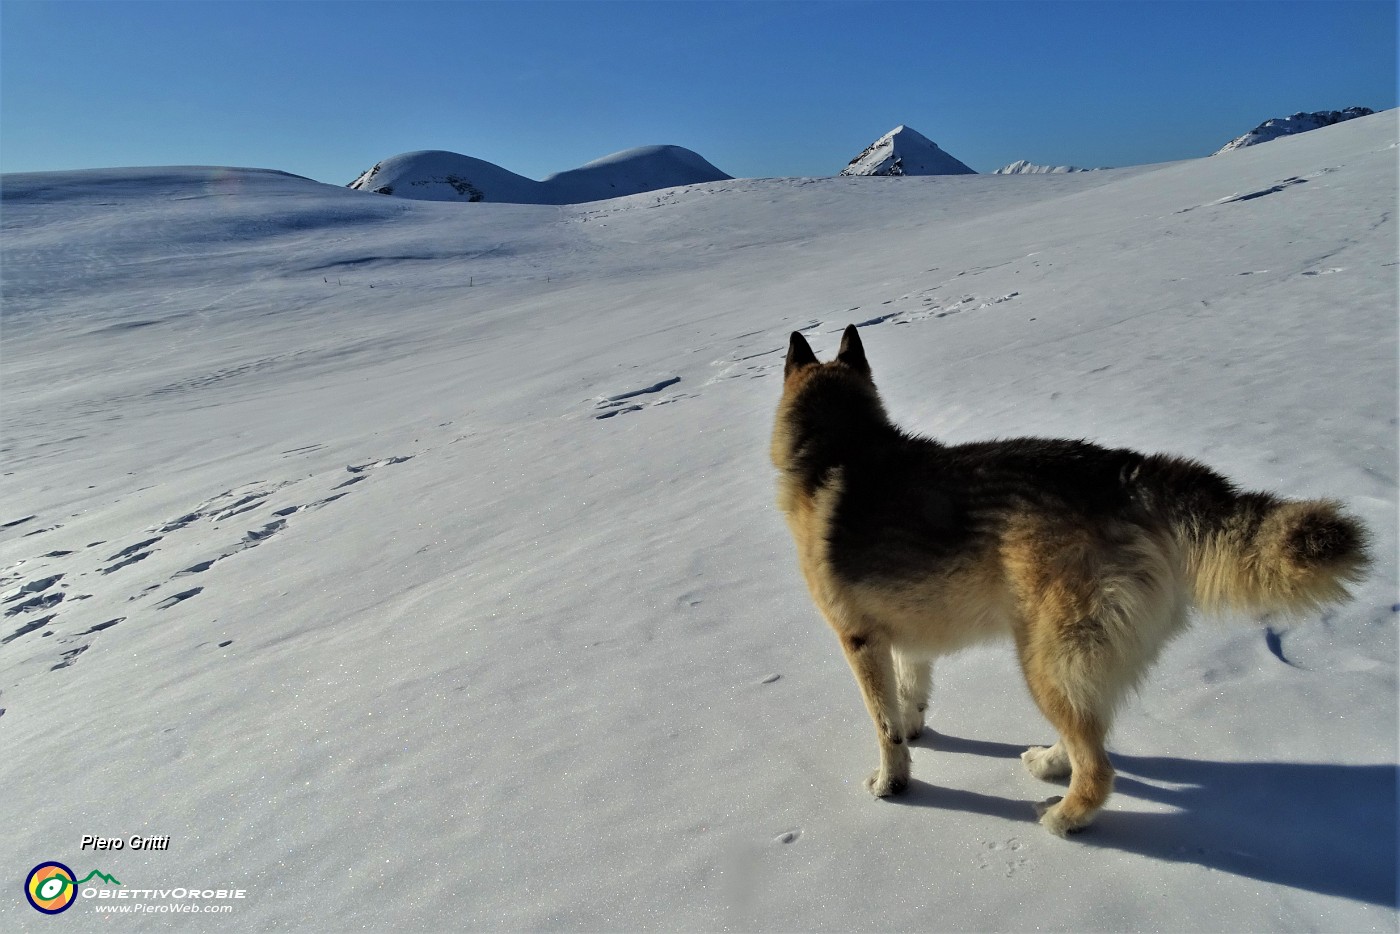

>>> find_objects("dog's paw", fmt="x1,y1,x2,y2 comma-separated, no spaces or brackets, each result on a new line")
1034,796,1091,837
864,769,909,797
899,708,926,742
1021,744,1071,781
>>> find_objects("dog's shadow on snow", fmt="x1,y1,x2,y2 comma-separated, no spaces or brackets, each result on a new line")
894,730,1397,907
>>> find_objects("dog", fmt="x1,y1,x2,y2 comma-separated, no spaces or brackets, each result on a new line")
771,324,1370,836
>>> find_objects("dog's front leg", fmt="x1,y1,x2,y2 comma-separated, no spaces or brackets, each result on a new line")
839,630,910,797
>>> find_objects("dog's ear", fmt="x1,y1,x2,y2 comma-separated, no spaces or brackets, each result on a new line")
837,324,870,377
785,331,818,377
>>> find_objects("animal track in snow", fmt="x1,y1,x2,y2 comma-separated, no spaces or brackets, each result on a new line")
707,349,783,385
840,289,1020,330
707,282,1024,393
977,838,1028,877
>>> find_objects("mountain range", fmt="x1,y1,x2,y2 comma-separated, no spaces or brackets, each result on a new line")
347,108,1380,205
348,145,731,204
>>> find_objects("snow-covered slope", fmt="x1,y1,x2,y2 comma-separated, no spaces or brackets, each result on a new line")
994,159,1096,174
347,144,731,204
840,124,977,176
1213,106,1377,154
2,111,1396,932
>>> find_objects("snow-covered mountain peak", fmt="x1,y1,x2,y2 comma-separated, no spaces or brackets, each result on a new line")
994,159,1097,175
1213,107,1376,155
347,150,542,203
348,144,731,205
539,144,730,203
840,125,977,176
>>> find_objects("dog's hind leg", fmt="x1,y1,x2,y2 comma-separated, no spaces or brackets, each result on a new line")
838,629,911,797
893,649,932,741
1021,660,1115,837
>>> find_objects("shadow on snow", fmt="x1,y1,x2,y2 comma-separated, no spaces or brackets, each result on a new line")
894,731,1397,908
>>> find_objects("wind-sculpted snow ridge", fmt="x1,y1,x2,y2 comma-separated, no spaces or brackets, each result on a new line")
347,144,731,204
1213,107,1377,155
840,125,977,176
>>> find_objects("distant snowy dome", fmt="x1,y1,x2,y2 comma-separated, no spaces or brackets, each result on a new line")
348,145,731,205
1213,107,1375,155
540,145,731,203
993,160,1096,175
347,150,544,203
840,125,976,177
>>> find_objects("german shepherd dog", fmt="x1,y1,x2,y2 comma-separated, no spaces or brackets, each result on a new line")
771,325,1369,836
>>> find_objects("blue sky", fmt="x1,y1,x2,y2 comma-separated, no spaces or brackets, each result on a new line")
2,1,1394,183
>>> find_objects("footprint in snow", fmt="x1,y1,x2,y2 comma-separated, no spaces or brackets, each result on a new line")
978,838,1028,877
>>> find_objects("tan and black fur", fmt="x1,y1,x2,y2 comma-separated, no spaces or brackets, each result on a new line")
772,324,1370,837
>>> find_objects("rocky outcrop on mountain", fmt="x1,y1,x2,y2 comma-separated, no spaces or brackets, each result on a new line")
1213,107,1375,155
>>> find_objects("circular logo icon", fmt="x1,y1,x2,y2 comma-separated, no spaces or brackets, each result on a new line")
25,862,77,914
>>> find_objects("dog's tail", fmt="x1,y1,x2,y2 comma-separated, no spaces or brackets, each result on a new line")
1180,487,1370,616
